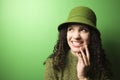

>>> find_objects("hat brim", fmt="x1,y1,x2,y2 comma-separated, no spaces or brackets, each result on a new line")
58,23,99,36
58,16,96,31
58,22,96,32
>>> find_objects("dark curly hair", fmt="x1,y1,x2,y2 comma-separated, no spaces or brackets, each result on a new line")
49,23,113,79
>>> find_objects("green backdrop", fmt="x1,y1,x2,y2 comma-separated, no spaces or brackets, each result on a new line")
0,0,120,80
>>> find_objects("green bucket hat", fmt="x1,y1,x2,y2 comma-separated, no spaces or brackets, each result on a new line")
58,6,97,31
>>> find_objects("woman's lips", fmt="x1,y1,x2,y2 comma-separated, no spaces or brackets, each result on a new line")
72,41,83,47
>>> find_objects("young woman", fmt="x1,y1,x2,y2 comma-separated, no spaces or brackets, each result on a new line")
44,6,112,80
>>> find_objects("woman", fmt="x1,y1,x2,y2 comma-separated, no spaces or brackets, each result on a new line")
44,6,112,80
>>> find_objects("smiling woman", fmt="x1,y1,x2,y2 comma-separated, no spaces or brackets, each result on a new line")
44,6,113,80
67,24,90,53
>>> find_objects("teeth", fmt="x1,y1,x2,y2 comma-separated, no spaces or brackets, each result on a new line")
72,42,81,46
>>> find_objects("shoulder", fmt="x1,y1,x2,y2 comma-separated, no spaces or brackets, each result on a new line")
43,54,54,65
44,57,54,74
44,57,57,80
44,57,53,66
46,58,53,63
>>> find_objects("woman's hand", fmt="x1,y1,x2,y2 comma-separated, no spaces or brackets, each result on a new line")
76,45,90,80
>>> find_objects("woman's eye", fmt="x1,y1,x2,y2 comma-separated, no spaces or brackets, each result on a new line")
68,27,73,31
81,29,88,32
82,29,86,32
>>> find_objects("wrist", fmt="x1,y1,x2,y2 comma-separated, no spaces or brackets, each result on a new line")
78,77,88,80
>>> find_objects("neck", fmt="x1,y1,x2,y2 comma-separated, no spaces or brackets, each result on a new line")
70,50,78,57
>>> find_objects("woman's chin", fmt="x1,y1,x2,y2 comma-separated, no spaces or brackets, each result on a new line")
71,47,85,53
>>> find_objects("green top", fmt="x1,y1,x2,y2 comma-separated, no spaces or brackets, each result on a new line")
44,51,110,80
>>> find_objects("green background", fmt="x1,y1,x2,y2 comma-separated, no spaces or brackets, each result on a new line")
0,0,120,80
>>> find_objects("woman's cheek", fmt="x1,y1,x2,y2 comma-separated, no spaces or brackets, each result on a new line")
81,39,89,51
81,45,85,51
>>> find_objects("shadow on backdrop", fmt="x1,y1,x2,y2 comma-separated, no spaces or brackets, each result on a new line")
105,41,120,80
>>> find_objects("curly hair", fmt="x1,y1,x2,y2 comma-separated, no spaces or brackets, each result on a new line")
50,24,113,79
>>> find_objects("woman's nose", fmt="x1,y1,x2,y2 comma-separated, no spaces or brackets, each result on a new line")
73,31,81,39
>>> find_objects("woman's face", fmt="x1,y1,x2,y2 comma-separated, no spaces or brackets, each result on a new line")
67,24,90,53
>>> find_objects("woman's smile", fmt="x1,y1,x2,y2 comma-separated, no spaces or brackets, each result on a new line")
72,41,83,47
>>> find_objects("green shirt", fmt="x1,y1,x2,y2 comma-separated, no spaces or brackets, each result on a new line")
44,51,111,80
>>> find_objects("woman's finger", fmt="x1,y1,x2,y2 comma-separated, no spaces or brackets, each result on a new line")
85,45,90,65
76,52,84,64
80,47,87,65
